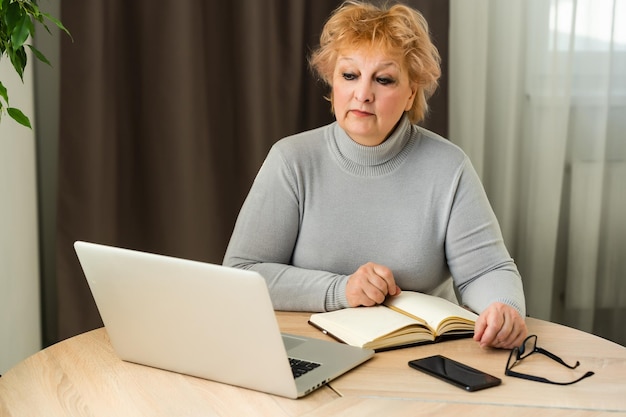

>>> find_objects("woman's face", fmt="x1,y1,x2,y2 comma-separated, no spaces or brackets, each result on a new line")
332,48,416,146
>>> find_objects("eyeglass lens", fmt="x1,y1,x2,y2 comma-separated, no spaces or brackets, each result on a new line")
518,334,537,359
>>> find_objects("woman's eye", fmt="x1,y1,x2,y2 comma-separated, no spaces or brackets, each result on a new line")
376,77,395,85
342,72,357,81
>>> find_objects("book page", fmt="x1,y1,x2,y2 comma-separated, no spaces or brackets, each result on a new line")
309,305,427,348
384,291,477,334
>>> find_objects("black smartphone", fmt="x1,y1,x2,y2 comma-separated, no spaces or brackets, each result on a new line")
408,355,501,392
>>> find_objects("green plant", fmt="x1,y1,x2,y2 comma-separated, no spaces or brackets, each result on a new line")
0,0,70,128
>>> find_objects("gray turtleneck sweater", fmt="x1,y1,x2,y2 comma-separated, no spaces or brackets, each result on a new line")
223,115,526,317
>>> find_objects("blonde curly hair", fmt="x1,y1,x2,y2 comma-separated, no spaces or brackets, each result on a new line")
309,1,441,124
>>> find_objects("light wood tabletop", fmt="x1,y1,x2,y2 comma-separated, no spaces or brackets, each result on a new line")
299,397,623,417
0,323,337,417
279,311,626,413
1,312,624,416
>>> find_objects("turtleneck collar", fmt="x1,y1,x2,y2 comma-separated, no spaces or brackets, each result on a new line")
328,113,415,177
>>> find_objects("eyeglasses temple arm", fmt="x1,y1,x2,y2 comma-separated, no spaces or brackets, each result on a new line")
505,369,595,386
535,347,580,369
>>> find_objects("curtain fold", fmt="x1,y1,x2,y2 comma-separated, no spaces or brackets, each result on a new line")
54,0,449,343
450,0,626,345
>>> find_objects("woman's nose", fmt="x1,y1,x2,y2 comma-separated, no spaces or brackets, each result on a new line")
354,81,374,103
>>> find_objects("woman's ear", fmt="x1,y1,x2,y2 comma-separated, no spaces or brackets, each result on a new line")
410,83,418,100
405,85,418,111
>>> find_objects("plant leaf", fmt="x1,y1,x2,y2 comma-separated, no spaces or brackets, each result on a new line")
7,107,32,128
4,2,21,31
11,15,32,50
42,12,73,41
8,46,27,79
0,81,8,104
26,44,51,66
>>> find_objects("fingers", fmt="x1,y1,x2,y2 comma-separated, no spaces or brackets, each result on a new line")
473,302,528,349
371,264,400,295
473,313,489,342
346,262,401,307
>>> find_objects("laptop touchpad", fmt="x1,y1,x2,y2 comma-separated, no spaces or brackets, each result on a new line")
282,335,307,351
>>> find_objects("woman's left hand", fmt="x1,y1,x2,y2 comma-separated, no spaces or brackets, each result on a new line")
473,302,527,349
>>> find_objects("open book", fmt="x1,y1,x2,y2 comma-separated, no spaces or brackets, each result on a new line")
308,291,478,351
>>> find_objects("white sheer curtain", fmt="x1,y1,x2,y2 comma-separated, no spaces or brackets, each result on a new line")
449,0,626,345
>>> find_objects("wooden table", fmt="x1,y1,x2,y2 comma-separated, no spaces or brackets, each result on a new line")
281,312,626,415
1,313,624,416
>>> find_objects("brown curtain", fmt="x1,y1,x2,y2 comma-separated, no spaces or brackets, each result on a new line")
53,0,449,343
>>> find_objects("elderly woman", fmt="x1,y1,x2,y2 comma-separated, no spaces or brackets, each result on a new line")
224,1,527,349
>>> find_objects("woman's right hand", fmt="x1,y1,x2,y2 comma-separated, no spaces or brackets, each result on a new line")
345,262,401,307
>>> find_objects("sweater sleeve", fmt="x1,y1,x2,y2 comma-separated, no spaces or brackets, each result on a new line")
223,144,350,312
446,157,527,317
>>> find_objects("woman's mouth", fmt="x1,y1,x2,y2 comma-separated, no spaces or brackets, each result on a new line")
350,109,373,117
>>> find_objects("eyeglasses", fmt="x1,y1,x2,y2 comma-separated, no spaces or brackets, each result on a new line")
505,335,594,385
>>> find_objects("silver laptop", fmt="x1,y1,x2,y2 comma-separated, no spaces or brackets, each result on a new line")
74,241,374,399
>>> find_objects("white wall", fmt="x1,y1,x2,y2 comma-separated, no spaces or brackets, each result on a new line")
0,55,42,374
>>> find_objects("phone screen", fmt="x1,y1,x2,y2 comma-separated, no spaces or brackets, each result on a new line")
408,355,501,392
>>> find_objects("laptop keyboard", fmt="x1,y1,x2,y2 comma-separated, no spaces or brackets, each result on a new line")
289,358,321,378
